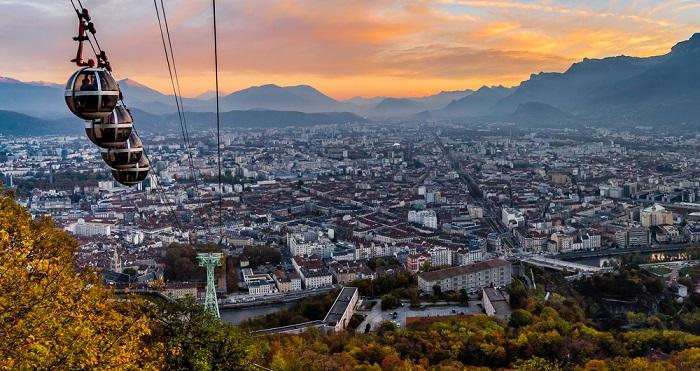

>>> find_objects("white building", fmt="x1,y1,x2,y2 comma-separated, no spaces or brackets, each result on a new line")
408,210,438,229
164,283,198,300
302,271,333,289
501,207,525,229
273,270,302,293
428,246,452,267
248,280,277,295
292,256,333,289
72,218,112,237
353,242,398,260
287,231,335,258
242,268,278,295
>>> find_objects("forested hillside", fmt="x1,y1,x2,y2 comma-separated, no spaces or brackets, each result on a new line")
2,189,700,370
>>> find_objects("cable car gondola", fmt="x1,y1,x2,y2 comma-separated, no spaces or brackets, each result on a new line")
111,155,150,186
85,103,133,148
100,131,144,169
65,67,120,120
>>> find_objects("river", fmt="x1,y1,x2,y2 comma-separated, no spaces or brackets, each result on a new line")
568,250,695,267
220,302,293,325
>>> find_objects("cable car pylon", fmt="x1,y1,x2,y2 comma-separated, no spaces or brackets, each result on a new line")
197,252,223,318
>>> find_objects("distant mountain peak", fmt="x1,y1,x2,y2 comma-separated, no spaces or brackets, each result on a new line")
193,90,217,100
670,33,700,55
0,76,61,88
0,76,21,83
119,78,149,88
254,83,282,89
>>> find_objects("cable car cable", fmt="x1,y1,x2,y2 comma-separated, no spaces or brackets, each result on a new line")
132,127,184,232
76,0,104,54
153,0,201,209
212,0,223,239
70,0,100,62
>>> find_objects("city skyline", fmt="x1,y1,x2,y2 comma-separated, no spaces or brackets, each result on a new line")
1,0,699,99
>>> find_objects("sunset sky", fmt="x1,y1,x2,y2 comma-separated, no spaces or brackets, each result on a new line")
1,0,699,99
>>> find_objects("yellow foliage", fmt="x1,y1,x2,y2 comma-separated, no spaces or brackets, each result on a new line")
0,190,162,369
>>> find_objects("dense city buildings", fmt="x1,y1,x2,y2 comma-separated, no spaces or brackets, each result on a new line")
6,122,700,302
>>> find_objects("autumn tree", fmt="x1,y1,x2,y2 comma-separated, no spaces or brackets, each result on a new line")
149,298,262,370
0,190,162,369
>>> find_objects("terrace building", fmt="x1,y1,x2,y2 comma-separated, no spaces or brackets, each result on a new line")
417,258,512,294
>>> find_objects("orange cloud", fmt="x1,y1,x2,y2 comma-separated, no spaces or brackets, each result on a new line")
0,0,698,99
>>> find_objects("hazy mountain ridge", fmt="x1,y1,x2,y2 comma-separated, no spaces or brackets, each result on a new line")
0,78,67,118
351,89,474,117
490,33,700,125
2,33,700,125
0,107,366,136
0,110,81,136
437,85,514,117
130,108,366,132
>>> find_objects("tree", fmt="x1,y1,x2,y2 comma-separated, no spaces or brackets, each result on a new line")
149,298,261,370
378,321,398,334
381,293,401,310
164,243,223,282
409,290,421,309
513,357,561,371
509,309,532,327
123,267,138,277
506,280,529,309
226,255,240,293
459,288,469,305
0,190,162,369
243,246,281,267
432,284,442,298
164,243,198,281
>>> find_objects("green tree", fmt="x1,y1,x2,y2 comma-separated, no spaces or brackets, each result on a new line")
459,288,469,305
506,280,529,309
513,357,561,371
381,293,401,310
243,246,281,267
150,298,261,370
432,284,442,298
509,309,532,327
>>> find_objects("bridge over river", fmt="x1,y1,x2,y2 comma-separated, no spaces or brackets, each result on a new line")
519,255,611,273
555,243,700,260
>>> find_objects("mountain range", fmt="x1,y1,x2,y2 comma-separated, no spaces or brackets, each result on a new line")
2,32,700,134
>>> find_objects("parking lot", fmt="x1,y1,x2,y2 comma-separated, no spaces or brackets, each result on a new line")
356,300,484,332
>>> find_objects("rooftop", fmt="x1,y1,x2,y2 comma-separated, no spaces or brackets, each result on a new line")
417,258,510,282
323,287,358,326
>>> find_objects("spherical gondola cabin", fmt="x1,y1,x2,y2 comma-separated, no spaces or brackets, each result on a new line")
65,67,120,120
85,103,133,148
112,155,150,186
100,131,144,169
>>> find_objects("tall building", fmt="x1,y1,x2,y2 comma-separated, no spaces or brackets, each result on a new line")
110,248,122,274
408,210,438,229
640,204,673,227
72,218,112,237
616,224,650,247
501,207,525,229
428,246,452,267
